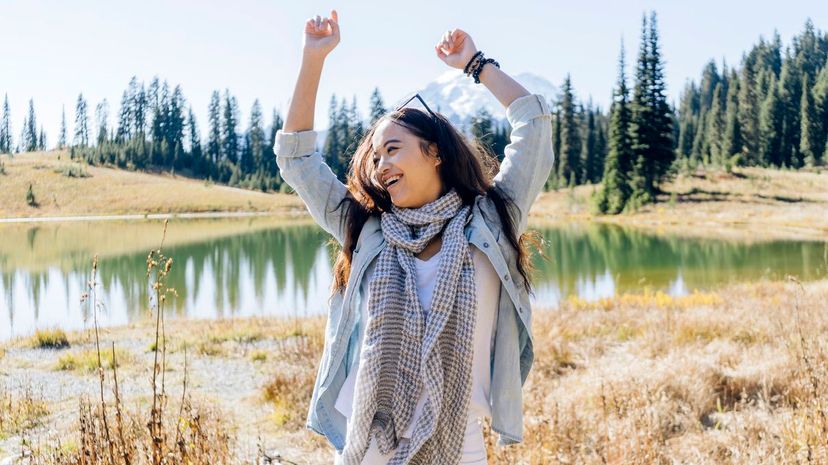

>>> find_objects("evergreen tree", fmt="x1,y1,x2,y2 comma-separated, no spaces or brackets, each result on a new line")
59,105,67,149
116,89,131,142
221,89,239,163
207,90,222,164
676,82,699,160
738,48,761,164
595,41,634,214
348,96,365,154
95,99,110,145
38,126,46,151
1,94,12,154
167,85,186,168
629,12,674,205
241,99,264,175
369,87,386,125
557,74,581,185
187,106,204,175
813,63,828,164
25,99,38,152
778,52,802,167
705,83,725,165
800,75,820,166
759,74,784,166
73,93,89,148
323,94,343,179
580,101,600,183
721,71,742,167
471,107,495,154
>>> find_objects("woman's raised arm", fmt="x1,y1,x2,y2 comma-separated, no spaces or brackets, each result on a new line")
275,10,351,245
283,11,340,132
435,29,554,234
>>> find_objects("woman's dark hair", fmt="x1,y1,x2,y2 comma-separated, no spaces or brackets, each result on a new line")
331,107,537,293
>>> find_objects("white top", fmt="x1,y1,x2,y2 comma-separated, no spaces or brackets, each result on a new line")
333,244,500,463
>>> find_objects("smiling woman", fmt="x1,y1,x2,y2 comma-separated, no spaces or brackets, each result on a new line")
274,9,554,465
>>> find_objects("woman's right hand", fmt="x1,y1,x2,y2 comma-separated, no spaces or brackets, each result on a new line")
303,10,340,60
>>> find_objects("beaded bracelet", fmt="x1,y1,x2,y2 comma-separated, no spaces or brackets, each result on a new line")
463,51,484,75
471,57,500,84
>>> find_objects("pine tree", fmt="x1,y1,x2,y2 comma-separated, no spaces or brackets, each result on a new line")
59,105,67,149
241,99,264,175
323,94,342,179
629,12,674,205
74,93,89,148
759,74,784,166
38,126,47,150
595,40,634,214
25,99,38,152
646,12,675,188
0,94,11,154
676,82,699,160
813,63,828,164
95,99,110,146
721,71,742,168
471,107,495,154
778,52,802,167
738,48,761,164
369,87,386,125
705,83,725,165
348,96,365,154
800,75,820,166
167,85,186,168
221,89,239,163
207,90,222,164
557,74,581,185
187,106,204,175
580,101,600,183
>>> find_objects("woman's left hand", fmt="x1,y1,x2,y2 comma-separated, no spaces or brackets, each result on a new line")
435,28,477,70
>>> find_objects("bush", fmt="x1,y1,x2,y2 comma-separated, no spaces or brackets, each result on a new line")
26,183,38,207
30,328,70,349
55,163,90,178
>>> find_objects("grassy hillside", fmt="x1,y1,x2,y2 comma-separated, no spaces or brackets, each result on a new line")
0,150,303,218
531,166,828,241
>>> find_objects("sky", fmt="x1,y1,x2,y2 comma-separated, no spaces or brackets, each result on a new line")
1,0,826,146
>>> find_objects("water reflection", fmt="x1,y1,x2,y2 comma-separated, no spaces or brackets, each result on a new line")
1,219,825,340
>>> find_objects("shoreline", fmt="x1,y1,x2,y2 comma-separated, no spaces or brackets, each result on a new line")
0,209,307,224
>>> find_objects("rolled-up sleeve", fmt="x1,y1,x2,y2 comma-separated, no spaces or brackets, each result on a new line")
493,94,555,234
274,130,350,245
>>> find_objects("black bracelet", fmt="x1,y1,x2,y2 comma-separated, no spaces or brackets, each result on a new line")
472,57,500,84
463,51,484,75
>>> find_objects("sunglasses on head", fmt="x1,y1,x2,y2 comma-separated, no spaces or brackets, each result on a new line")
393,93,438,120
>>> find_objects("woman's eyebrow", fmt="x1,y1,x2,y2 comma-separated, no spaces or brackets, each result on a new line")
373,139,402,157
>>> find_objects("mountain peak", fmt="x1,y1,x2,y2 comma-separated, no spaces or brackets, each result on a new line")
417,70,558,125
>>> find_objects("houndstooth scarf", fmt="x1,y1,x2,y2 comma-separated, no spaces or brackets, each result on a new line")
339,189,477,465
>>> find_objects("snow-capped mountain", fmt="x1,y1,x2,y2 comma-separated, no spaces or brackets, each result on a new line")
416,69,558,126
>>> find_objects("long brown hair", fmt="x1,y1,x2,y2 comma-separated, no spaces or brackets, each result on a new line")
330,107,536,294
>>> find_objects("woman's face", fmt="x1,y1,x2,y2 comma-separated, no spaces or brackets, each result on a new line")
371,119,444,209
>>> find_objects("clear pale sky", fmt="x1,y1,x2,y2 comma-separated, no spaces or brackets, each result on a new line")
1,1,825,146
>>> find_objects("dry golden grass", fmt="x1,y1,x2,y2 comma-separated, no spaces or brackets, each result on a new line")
0,150,303,218
0,383,50,440
246,279,828,464
28,328,70,349
478,279,828,464
531,166,828,241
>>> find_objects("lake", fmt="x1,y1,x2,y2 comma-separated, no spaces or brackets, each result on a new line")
1,216,825,341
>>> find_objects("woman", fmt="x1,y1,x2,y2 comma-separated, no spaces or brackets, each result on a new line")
274,10,554,465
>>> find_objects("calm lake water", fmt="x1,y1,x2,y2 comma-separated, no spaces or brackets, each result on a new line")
1,216,825,341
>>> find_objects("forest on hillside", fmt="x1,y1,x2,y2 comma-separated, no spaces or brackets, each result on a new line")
1,14,825,214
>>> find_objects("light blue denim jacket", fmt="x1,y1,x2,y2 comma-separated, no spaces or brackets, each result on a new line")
273,93,554,451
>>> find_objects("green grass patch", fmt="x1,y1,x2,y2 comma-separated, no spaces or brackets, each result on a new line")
29,328,70,349
55,348,133,372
